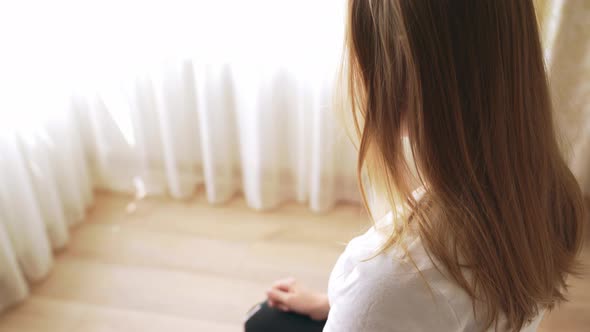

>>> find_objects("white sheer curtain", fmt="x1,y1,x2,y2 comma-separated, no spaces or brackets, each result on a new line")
66,0,357,209
74,58,358,210
0,97,94,311
0,0,356,312
540,0,590,196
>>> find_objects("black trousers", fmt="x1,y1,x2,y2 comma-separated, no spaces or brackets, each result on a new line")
244,301,326,332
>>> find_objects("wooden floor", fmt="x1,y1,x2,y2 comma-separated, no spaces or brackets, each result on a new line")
0,192,588,331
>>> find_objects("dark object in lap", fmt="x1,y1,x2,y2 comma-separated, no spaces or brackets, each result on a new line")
244,301,326,332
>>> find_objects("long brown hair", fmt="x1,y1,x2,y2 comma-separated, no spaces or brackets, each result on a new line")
344,0,585,330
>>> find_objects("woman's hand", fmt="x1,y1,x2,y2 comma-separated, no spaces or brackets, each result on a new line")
266,277,330,321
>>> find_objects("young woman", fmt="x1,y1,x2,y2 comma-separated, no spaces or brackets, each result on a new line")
245,0,586,331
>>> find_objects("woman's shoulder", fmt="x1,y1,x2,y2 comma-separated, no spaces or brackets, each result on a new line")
327,225,463,331
342,210,436,275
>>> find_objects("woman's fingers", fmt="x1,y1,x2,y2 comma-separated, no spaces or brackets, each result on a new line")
266,288,291,306
266,277,296,312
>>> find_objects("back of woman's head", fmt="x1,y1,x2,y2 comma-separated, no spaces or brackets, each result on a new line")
344,0,586,330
